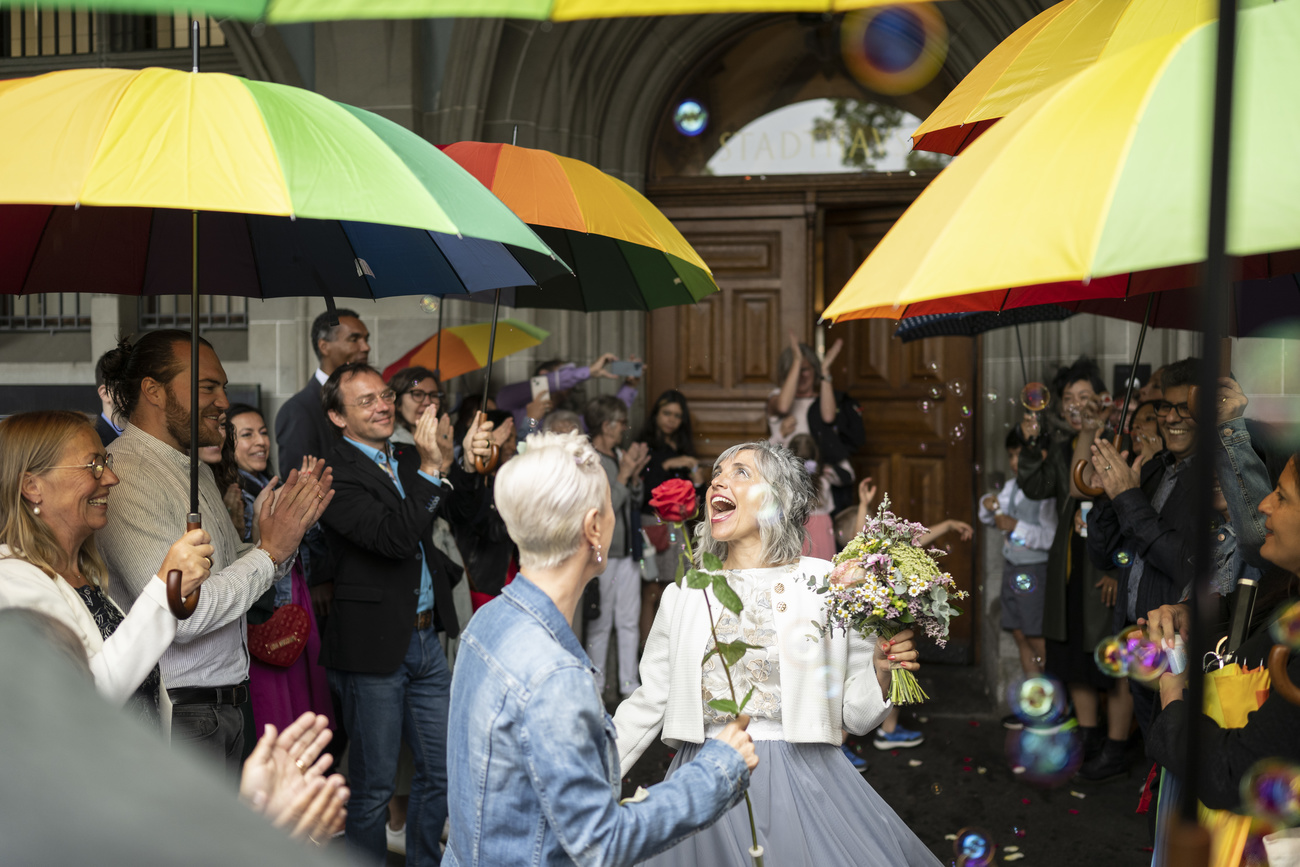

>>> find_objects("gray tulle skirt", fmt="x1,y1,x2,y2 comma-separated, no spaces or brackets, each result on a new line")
640,740,943,867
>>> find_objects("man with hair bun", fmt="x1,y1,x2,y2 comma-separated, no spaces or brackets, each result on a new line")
96,330,333,773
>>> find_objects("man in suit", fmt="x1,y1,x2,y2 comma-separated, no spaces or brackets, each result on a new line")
94,350,123,447
319,361,492,866
276,309,369,619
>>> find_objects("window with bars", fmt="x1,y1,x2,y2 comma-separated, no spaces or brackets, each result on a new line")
139,295,248,331
0,294,91,331
1,9,224,58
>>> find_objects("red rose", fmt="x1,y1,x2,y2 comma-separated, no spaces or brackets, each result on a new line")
649,479,698,524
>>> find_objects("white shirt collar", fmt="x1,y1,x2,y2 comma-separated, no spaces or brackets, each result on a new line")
314,367,328,386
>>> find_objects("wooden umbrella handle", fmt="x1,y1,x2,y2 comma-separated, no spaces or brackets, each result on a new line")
1269,645,1300,706
473,442,501,475
1072,433,1119,499
166,518,202,620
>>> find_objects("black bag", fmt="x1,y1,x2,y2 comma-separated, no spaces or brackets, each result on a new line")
583,580,601,621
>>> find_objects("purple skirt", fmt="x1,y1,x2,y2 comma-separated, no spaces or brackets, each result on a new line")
248,564,335,734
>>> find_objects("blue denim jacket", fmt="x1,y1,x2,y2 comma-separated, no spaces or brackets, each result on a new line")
444,575,750,867
1214,418,1274,569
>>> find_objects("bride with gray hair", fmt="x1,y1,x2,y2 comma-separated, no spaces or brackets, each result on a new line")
615,440,941,866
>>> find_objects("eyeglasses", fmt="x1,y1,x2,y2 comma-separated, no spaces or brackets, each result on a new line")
44,453,114,479
1155,401,1194,420
349,389,397,410
405,388,443,404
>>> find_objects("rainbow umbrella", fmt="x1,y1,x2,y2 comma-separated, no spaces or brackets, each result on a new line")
9,0,931,23
382,319,549,382
910,0,1260,155
821,0,1300,323
442,141,719,312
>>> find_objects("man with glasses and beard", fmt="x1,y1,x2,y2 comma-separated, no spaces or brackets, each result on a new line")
318,362,495,865
96,330,334,773
1084,357,1204,766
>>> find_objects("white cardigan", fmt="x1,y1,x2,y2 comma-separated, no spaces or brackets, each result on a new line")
614,556,890,777
0,547,175,725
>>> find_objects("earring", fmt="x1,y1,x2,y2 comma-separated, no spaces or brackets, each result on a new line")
592,544,603,565
32,506,40,516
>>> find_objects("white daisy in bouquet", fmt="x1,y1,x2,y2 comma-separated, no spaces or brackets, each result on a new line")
807,495,967,704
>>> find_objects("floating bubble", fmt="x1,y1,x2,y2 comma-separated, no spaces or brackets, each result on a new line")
953,827,995,867
973,462,982,474
1241,759,1300,827
920,442,928,452
1113,549,1133,568
1020,382,1051,413
1013,827,1026,839
948,380,967,398
814,665,844,700
1270,600,1300,649
1006,723,1084,787
1008,675,1068,726
985,389,1000,403
1093,634,1129,677
949,423,967,443
673,100,709,137
918,398,934,414
1119,624,1168,683
960,404,973,418
1013,573,1038,595
786,635,822,665
749,482,781,527
419,295,440,314
927,360,940,375
932,783,943,795
928,384,946,400
841,4,948,96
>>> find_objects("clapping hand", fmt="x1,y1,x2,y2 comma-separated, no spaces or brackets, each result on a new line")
1089,438,1143,499
240,712,348,845
258,457,335,563
618,441,651,486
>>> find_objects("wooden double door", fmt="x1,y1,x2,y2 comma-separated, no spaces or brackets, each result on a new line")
647,178,978,661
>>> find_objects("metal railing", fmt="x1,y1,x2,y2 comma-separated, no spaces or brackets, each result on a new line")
0,293,91,331
2,9,225,58
140,294,248,330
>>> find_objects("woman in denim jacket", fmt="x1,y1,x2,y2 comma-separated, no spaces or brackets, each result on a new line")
615,440,940,867
444,432,758,867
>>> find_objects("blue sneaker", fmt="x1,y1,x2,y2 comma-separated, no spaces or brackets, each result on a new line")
840,743,869,772
873,724,925,750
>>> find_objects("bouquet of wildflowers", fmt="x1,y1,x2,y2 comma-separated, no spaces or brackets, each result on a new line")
808,495,966,704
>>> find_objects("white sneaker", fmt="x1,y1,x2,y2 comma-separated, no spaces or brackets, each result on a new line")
442,817,451,843
386,822,406,855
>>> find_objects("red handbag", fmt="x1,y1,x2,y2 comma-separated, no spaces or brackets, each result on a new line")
246,603,310,667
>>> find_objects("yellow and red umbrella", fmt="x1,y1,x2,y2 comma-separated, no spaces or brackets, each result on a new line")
382,319,549,383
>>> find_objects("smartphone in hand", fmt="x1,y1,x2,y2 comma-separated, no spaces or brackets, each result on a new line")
530,375,550,402
608,360,642,378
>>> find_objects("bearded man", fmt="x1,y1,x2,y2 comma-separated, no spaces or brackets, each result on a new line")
97,330,333,773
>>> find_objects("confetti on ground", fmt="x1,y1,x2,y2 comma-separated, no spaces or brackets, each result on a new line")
1069,791,1086,799
1013,828,1026,838
1068,809,1079,815
1004,846,1020,853
909,759,923,767
919,716,929,723
891,750,900,757
1012,766,1026,774
1021,798,1031,805
1005,853,1025,862
964,757,973,762
978,767,988,774
963,766,972,772
944,834,958,841
969,721,981,727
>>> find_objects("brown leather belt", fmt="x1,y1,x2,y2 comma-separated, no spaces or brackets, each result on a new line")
416,609,434,630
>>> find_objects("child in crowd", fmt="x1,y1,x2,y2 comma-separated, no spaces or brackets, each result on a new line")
979,429,1057,730
788,433,853,561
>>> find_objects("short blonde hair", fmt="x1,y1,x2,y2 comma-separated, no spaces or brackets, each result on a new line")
495,431,609,571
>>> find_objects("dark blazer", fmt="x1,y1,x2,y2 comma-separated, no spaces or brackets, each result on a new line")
274,377,338,479
95,414,120,448
318,438,476,675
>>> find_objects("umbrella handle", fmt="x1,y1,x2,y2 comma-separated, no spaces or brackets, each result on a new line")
167,518,202,619
1269,644,1300,706
1072,433,1119,499
473,442,501,475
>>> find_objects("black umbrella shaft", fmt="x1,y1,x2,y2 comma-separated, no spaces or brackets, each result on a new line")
191,210,201,516
1184,0,1240,827
480,289,502,413
1115,293,1155,436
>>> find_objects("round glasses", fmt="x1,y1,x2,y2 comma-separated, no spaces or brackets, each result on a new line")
44,453,114,479
405,388,443,405
349,389,397,410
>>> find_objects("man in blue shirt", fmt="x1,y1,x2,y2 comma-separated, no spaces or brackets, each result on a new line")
319,362,493,866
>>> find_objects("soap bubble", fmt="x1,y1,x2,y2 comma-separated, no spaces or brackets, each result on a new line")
928,384,946,401
960,405,973,418
419,295,440,314
1271,600,1300,649
814,665,844,700
926,360,940,375
673,100,709,137
948,380,967,398
932,783,943,794
1241,759,1300,827
1020,382,1051,412
1119,624,1168,683
841,4,948,96
920,442,929,452
1013,573,1038,595
1006,723,1084,787
953,827,995,867
985,389,1000,403
1113,549,1133,568
949,423,967,443
1093,634,1128,677
1008,675,1068,726
918,399,934,414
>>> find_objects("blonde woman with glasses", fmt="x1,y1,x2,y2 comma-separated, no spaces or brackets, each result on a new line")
0,410,214,729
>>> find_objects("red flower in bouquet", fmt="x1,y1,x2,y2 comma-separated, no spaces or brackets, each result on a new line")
649,479,697,524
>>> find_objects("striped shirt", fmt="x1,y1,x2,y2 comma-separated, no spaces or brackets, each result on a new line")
99,424,281,689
